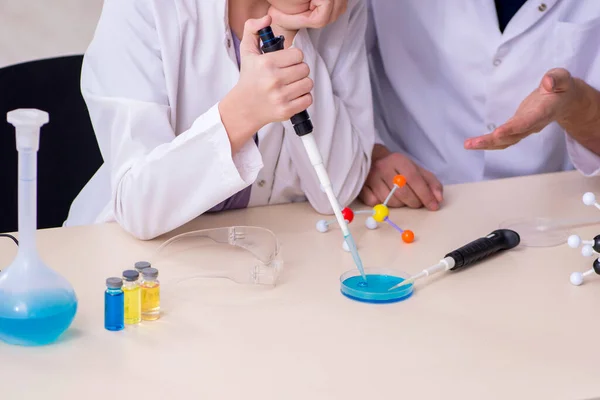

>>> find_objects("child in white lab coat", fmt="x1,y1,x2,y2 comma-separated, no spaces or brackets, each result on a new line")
65,0,374,240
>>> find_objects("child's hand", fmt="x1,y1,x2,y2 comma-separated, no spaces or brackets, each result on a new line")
219,16,313,153
268,0,348,30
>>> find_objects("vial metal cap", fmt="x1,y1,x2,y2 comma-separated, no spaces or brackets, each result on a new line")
142,267,159,279
122,270,139,281
134,261,151,271
106,277,123,288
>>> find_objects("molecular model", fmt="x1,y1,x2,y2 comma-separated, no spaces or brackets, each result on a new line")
567,192,600,286
316,174,415,252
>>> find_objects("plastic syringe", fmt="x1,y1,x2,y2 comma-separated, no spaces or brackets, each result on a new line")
388,229,521,290
259,26,366,280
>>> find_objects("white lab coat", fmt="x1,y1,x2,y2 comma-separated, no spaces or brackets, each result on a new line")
367,0,600,185
65,0,374,240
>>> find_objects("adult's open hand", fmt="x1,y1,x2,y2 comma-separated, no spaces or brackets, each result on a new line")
464,68,579,150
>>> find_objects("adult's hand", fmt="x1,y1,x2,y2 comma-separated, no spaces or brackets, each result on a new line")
268,0,348,30
359,144,443,211
464,68,579,150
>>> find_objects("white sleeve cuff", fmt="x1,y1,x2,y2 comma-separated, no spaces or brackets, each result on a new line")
202,102,263,186
374,129,386,146
566,134,600,177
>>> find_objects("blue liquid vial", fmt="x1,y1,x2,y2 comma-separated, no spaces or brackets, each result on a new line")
105,277,124,331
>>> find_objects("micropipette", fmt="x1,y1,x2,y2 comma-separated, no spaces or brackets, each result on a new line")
258,26,366,280
388,229,521,290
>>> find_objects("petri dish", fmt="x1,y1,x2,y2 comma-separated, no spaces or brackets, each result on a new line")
499,215,600,248
340,268,413,303
499,217,569,247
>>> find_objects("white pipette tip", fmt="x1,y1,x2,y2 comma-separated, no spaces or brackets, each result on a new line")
344,234,367,281
387,277,415,291
387,258,452,291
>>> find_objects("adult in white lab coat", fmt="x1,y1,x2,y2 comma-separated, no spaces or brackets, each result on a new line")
65,0,374,240
361,0,600,211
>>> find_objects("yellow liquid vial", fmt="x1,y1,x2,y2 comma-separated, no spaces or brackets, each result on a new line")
141,282,160,321
123,285,141,324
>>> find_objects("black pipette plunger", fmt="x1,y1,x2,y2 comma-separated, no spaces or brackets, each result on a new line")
258,27,314,137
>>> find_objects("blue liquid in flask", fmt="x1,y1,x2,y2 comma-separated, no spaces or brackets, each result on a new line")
0,290,77,346
340,269,413,303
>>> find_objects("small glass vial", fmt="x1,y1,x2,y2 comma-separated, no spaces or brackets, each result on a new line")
105,277,124,331
134,261,151,275
141,268,160,321
122,270,141,325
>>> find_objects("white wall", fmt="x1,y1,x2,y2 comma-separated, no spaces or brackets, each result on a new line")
0,0,104,68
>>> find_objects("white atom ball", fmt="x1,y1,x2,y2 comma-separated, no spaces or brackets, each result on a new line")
568,235,582,248
570,272,584,286
365,217,378,230
342,240,350,252
583,192,596,206
582,245,594,257
316,220,329,233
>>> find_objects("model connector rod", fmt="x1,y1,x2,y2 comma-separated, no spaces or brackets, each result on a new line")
258,26,366,280
389,229,521,290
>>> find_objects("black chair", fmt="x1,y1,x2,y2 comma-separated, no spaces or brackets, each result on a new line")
0,55,103,233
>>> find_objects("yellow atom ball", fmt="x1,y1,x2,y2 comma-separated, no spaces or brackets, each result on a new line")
372,204,389,222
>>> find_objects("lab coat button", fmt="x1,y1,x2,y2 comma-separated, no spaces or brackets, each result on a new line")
538,3,547,12
258,179,266,187
493,58,502,66
226,38,231,48
487,123,496,131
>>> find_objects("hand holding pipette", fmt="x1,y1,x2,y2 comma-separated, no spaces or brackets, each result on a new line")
389,229,521,290
258,26,367,280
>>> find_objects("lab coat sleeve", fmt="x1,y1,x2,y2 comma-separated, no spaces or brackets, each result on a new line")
280,0,375,214
365,0,408,152
566,136,600,176
365,0,386,148
81,0,263,240
565,75,600,176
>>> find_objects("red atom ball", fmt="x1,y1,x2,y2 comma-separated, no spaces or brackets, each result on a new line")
342,207,354,223
402,230,415,243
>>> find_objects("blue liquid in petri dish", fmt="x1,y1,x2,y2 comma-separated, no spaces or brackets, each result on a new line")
341,273,413,303
0,291,77,346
